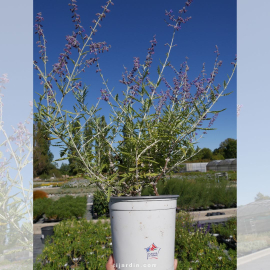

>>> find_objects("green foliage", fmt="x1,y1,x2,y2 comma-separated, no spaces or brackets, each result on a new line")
141,180,165,196
33,198,51,219
33,195,87,221
33,120,56,177
93,190,109,217
174,170,236,181
212,153,225,160
39,174,49,180
83,120,95,165
211,218,237,240
59,163,70,175
49,168,62,178
175,212,236,269
68,120,83,176
34,214,236,270
34,219,112,269
190,147,213,161
227,171,236,181
94,116,110,174
213,138,237,159
160,177,236,209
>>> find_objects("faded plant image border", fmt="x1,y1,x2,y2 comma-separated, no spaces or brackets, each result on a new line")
0,75,33,268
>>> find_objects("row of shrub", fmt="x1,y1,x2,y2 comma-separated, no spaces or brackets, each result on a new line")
142,178,236,209
34,178,71,182
33,195,87,221
38,168,63,180
37,187,96,195
62,179,92,188
92,177,236,217
174,170,236,181
34,213,236,269
33,182,65,188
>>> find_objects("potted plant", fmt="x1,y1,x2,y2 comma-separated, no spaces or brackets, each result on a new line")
41,226,55,244
34,0,236,268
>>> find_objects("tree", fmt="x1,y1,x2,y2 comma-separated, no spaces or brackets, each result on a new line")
68,120,83,175
223,139,237,159
33,120,54,177
254,192,270,201
213,138,236,159
212,153,225,160
94,116,110,173
83,119,95,166
190,147,213,161
59,163,70,175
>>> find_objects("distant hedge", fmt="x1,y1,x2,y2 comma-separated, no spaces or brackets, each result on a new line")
33,195,87,221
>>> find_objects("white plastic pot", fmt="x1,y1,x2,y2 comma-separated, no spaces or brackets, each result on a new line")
109,195,178,270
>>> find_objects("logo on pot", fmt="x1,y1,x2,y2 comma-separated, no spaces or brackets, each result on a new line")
145,243,161,260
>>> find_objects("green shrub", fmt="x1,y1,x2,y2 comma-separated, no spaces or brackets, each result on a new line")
33,199,45,219
34,219,112,269
228,171,237,181
175,212,236,269
141,180,165,196
48,168,62,178
34,195,87,220
213,217,236,240
93,190,109,217
160,177,236,209
39,174,49,180
34,213,236,269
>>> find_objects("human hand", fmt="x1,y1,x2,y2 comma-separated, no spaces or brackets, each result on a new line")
106,254,116,270
106,255,178,270
174,259,178,269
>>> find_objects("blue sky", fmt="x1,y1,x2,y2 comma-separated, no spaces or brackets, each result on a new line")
0,1,32,189
0,0,33,231
33,0,237,164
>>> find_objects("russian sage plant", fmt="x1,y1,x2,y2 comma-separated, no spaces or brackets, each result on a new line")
0,74,33,260
34,0,236,197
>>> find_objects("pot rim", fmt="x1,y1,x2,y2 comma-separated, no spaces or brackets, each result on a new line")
110,195,179,201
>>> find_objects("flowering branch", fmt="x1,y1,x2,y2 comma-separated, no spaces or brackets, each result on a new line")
34,0,236,198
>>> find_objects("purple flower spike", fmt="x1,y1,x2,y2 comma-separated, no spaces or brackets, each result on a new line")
144,35,157,68
100,89,109,102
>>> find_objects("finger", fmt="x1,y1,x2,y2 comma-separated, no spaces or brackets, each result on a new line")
174,259,178,270
108,254,114,264
106,255,115,270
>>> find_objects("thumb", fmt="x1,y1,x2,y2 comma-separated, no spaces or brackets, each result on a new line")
106,254,116,270
174,258,178,270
